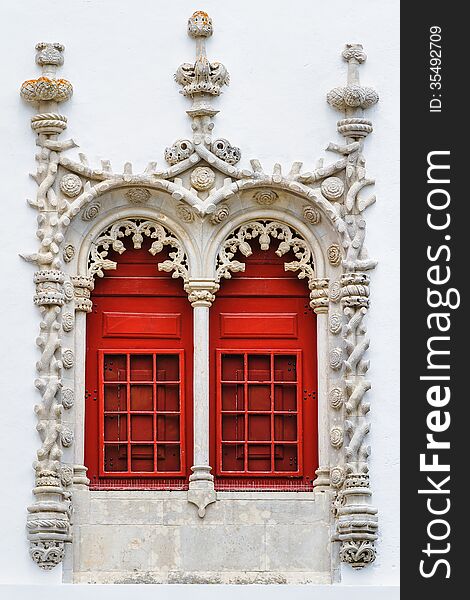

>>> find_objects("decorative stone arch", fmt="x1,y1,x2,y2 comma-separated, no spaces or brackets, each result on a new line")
20,11,379,576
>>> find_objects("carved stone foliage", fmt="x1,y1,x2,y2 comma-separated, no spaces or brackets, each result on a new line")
20,11,380,573
88,219,189,282
215,221,315,284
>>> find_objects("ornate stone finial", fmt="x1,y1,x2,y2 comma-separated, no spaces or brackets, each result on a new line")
20,42,71,134
175,12,229,119
327,44,378,139
188,11,213,38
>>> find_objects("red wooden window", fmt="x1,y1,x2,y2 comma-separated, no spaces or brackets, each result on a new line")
217,350,303,475
85,240,192,489
210,247,318,490
100,350,185,476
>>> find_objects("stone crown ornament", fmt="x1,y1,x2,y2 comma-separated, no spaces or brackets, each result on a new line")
20,10,380,575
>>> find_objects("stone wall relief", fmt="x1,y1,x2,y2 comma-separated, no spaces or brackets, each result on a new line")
20,11,378,572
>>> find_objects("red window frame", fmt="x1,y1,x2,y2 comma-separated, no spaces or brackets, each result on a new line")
98,349,186,478
216,349,304,477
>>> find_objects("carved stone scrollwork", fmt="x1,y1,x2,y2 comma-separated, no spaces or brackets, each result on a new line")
215,220,315,284
88,219,189,282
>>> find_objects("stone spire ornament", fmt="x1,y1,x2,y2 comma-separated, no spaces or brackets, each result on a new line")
327,44,379,139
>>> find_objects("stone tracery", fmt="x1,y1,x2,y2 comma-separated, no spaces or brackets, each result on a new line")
20,11,379,574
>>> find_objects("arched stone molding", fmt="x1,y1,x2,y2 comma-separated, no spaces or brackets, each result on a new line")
20,16,379,574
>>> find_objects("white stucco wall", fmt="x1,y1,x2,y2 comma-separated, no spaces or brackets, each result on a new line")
0,0,399,590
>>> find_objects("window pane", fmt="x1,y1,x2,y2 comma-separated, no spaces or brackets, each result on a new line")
221,354,244,381
248,414,271,441
157,415,180,441
156,383,180,412
104,444,127,472
222,415,245,441
131,444,154,472
274,444,298,472
222,444,244,472
157,444,180,472
130,385,153,411
248,385,271,411
104,384,126,412
221,384,244,411
274,355,297,382
131,415,153,441
104,415,127,442
274,384,297,411
274,414,297,441
104,354,126,381
156,354,180,381
247,444,271,471
248,355,270,381
130,354,153,381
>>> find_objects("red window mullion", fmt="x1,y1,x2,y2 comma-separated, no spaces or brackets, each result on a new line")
243,352,248,473
270,353,274,473
126,353,131,473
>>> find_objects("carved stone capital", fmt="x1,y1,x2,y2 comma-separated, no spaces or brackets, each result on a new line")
308,277,330,313
185,279,220,307
70,275,94,313
340,272,370,308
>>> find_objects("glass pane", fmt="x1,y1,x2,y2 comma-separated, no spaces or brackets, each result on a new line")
274,385,297,411
156,415,180,441
104,444,127,472
274,414,297,441
247,444,271,471
221,354,244,381
248,414,271,441
221,444,244,472
104,354,126,381
104,415,127,442
131,415,153,441
248,355,271,381
222,415,245,441
274,444,298,472
130,354,153,381
156,384,180,412
274,355,297,382
156,354,179,381
157,444,181,472
248,385,271,411
104,384,126,412
221,384,244,411
130,385,153,411
131,444,154,472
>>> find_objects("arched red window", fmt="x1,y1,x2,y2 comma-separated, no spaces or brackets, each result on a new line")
85,239,193,489
210,247,318,491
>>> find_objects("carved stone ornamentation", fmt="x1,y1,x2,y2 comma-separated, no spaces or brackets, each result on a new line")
253,190,278,206
211,139,241,165
164,139,194,165
330,426,344,449
176,203,195,222
330,466,346,489
329,387,344,410
60,174,82,198
190,166,215,191
303,205,321,225
88,219,189,282
329,347,343,370
125,187,151,204
327,244,342,266
81,200,101,221
61,312,74,332
321,177,344,201
61,388,74,410
209,204,229,225
21,20,380,573
62,244,75,263
216,221,315,285
329,313,342,334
